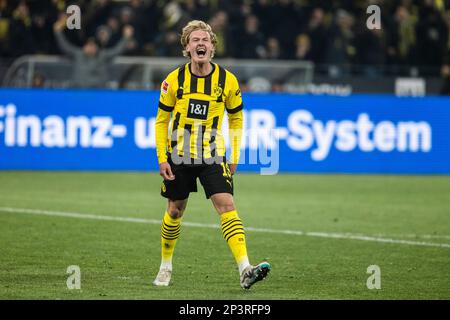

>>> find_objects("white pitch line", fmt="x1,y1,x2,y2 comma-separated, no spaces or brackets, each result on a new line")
1,206,449,249
373,233,450,240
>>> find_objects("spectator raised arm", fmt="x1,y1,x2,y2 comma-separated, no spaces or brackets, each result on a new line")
102,25,134,59
53,16,81,57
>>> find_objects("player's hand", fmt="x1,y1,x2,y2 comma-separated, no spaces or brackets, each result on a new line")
160,162,175,180
229,163,237,176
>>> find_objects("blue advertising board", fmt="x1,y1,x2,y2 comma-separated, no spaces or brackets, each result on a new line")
0,88,449,174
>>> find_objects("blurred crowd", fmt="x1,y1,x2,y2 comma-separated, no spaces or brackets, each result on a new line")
1,0,450,77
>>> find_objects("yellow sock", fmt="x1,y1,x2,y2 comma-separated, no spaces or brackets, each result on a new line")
220,210,250,274
160,211,181,270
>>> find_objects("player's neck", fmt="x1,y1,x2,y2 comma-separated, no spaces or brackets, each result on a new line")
190,61,213,77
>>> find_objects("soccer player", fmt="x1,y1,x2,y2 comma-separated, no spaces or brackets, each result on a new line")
153,20,271,289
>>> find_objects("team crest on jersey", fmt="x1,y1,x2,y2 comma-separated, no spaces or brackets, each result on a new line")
213,85,223,97
162,80,169,94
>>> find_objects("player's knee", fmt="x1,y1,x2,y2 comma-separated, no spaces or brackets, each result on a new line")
211,193,235,214
167,201,186,218
168,208,183,218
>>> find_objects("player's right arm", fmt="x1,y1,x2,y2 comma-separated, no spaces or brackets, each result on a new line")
155,72,177,180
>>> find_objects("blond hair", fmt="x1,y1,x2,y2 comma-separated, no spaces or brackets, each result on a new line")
180,20,217,58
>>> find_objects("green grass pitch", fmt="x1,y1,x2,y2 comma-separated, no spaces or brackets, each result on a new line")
0,171,449,299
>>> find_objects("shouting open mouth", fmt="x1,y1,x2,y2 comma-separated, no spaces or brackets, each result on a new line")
196,47,207,58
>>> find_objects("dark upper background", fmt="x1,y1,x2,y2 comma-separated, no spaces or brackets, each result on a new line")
1,0,450,93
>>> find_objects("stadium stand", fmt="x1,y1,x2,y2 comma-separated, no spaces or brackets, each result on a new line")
1,0,450,94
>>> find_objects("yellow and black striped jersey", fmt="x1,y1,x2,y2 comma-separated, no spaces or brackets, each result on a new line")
155,62,243,164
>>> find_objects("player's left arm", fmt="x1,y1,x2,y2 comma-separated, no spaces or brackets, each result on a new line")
225,73,244,175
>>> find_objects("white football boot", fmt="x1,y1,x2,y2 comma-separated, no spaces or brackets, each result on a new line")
152,268,172,286
240,261,271,289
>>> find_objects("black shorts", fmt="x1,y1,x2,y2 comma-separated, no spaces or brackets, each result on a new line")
160,156,233,200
